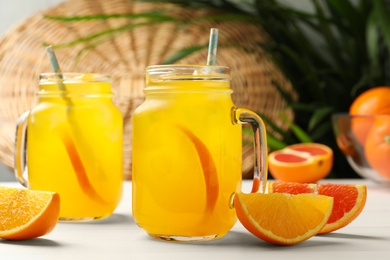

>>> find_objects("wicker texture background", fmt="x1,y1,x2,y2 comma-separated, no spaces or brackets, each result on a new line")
0,0,296,180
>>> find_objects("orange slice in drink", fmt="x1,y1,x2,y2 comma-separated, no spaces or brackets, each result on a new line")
178,126,219,214
58,125,106,204
268,143,333,183
234,192,333,245
0,186,60,240
268,181,367,233
137,123,218,216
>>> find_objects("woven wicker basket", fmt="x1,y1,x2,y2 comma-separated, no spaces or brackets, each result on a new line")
0,0,296,180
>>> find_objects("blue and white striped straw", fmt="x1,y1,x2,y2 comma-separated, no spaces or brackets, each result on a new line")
46,45,62,75
206,28,219,65
45,45,66,91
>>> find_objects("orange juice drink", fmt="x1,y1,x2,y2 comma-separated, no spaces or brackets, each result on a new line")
15,73,123,221
132,65,268,241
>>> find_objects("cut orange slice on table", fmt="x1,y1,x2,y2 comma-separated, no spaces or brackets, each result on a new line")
268,181,316,194
268,181,367,234
317,183,367,233
268,143,333,183
234,192,333,245
0,186,60,240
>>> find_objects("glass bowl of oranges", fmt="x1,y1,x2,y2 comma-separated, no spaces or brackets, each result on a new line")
332,113,390,184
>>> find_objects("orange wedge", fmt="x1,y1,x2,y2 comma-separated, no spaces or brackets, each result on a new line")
268,181,367,234
317,183,367,234
0,186,60,240
234,192,333,245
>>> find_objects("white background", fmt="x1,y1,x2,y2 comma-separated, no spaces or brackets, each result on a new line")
0,0,64,180
0,0,64,36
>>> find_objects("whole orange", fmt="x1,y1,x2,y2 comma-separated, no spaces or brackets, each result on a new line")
364,116,390,180
350,86,390,144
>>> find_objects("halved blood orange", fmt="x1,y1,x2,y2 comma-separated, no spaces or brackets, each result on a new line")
268,143,333,183
234,192,333,245
268,181,367,234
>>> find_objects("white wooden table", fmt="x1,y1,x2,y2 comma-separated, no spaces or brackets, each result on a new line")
1,179,389,260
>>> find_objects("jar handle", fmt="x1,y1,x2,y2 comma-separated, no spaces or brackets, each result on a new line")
14,111,30,187
232,107,268,193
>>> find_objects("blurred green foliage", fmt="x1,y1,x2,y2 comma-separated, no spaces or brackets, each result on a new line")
138,0,390,178
45,0,390,178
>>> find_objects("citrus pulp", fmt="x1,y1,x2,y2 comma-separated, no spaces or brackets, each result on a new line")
268,181,367,234
0,186,60,240
234,192,333,245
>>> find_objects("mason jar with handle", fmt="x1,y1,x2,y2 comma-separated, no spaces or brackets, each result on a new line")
132,65,268,242
14,73,123,222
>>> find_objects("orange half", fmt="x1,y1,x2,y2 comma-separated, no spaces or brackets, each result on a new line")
268,143,333,183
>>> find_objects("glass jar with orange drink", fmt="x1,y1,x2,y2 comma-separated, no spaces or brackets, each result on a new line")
132,65,268,242
15,73,123,221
